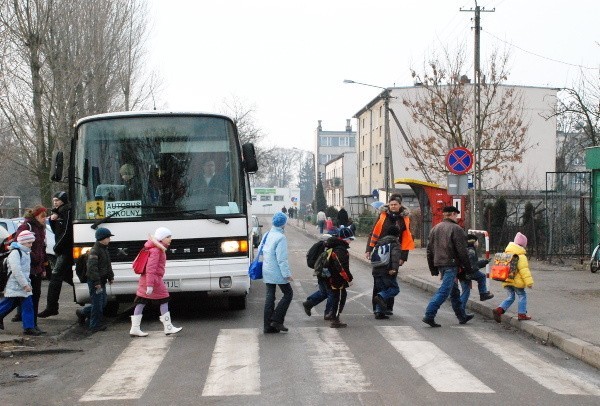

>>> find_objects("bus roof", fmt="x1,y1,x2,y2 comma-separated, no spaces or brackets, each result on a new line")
74,111,234,128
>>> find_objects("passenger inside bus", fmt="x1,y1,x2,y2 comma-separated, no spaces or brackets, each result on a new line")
119,163,142,200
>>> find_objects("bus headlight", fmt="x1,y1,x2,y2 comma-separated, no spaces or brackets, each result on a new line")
73,246,92,260
220,239,248,254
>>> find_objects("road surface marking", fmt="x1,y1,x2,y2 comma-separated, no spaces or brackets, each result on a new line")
377,326,494,393
298,327,372,393
80,335,173,401
202,328,260,396
466,329,600,396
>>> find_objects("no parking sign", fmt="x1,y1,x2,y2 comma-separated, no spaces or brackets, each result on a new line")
445,147,473,175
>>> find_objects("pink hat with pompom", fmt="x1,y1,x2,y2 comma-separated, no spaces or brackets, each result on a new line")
514,232,527,247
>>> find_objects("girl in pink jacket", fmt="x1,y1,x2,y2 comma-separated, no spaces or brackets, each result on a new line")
129,227,182,337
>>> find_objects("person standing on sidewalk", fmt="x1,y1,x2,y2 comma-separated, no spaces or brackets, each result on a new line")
262,212,293,334
371,225,402,320
78,227,114,333
12,206,48,333
316,210,326,234
365,194,415,314
38,192,73,318
0,230,42,335
493,232,534,322
423,206,474,327
130,227,182,336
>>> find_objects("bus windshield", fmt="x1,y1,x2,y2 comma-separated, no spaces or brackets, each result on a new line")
72,114,246,222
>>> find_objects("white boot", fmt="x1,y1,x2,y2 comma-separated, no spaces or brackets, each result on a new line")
129,315,148,337
159,311,182,335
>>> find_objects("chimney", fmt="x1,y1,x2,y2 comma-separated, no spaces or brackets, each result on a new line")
317,120,322,131
346,119,351,132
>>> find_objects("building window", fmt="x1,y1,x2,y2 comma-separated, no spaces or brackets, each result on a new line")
339,137,350,147
350,137,356,147
320,136,332,146
260,195,271,201
251,195,257,201
274,195,284,201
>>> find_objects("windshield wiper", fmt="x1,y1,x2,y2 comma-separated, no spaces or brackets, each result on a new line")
172,209,230,224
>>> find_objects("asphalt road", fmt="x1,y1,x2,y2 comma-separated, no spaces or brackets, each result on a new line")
1,223,599,405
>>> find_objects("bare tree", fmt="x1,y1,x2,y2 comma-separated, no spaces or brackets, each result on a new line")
402,47,530,185
253,147,303,188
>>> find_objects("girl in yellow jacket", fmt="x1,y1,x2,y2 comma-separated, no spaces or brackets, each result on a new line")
493,232,534,322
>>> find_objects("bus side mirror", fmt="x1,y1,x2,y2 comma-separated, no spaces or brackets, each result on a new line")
242,143,258,173
50,151,64,182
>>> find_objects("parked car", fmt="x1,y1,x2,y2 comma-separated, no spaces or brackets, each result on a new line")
1,217,56,272
251,215,263,248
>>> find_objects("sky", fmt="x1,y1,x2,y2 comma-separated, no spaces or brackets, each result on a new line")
148,0,599,151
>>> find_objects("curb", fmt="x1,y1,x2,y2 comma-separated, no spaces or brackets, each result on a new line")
290,221,600,370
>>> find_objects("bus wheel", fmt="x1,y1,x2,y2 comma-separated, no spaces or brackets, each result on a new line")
103,301,120,317
228,295,246,310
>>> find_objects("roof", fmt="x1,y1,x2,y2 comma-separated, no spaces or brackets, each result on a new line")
74,111,233,128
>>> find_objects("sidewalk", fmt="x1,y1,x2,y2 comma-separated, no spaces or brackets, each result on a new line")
290,217,600,370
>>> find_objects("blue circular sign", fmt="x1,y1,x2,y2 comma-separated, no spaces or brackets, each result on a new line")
445,147,473,175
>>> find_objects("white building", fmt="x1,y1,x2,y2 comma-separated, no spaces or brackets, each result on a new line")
354,84,558,196
251,187,300,216
323,152,357,211
315,120,356,183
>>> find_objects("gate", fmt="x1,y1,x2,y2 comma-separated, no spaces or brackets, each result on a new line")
545,172,592,262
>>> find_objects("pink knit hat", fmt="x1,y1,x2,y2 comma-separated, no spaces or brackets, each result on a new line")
514,232,527,247
17,230,36,244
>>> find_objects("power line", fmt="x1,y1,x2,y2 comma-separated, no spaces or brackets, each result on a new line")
483,29,597,70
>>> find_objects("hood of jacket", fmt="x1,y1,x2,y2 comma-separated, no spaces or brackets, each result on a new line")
325,237,349,250
505,241,526,255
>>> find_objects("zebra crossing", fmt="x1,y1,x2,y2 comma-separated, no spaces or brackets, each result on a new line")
79,325,600,402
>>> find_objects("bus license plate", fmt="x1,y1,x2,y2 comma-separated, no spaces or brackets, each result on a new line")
164,280,180,289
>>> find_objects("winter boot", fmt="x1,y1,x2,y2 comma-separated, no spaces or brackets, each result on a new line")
302,301,312,317
493,307,504,323
480,292,494,301
518,313,532,321
159,312,182,335
129,314,149,337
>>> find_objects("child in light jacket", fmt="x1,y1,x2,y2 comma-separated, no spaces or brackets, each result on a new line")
493,232,534,322
0,231,42,335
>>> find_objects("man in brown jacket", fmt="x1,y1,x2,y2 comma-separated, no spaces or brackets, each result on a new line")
422,206,473,327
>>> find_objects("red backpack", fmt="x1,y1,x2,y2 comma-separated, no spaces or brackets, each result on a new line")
132,247,150,274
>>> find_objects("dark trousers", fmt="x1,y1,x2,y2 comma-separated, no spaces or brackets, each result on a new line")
45,254,72,311
330,286,347,320
306,278,333,316
264,283,293,330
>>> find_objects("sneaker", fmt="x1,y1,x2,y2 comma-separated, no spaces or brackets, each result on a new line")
384,310,393,316
302,301,312,317
374,313,389,320
372,295,387,311
330,320,347,328
493,307,504,323
422,317,441,327
480,292,494,301
264,326,280,334
324,313,333,321
518,313,531,321
23,328,43,336
75,309,87,326
459,314,474,325
11,314,22,322
38,308,58,318
270,321,288,332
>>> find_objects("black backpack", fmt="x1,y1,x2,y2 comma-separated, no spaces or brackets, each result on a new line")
75,251,89,283
0,248,22,293
306,241,325,269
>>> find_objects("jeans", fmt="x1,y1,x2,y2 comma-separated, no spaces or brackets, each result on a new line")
306,278,333,316
499,286,528,314
82,281,106,329
264,283,293,329
459,270,488,311
373,275,400,313
424,267,466,320
317,220,325,234
0,296,34,329
45,254,73,311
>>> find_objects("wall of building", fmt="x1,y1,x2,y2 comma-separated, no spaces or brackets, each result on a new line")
315,120,356,183
324,152,357,210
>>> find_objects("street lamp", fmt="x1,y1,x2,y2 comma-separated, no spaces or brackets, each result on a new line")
344,79,392,199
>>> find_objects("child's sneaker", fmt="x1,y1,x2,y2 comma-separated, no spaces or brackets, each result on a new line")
518,313,531,321
493,307,504,323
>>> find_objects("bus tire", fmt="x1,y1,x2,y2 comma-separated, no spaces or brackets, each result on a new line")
228,295,246,310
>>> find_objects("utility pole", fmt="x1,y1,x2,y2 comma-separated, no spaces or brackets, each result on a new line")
461,1,494,228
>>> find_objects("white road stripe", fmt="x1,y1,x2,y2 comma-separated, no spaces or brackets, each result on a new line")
79,334,173,402
202,328,260,396
377,326,494,393
466,329,600,396
298,327,372,393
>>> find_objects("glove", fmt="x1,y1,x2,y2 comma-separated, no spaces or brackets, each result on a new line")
146,286,154,295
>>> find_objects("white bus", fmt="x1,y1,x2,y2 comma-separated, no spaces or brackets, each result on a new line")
51,111,258,311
